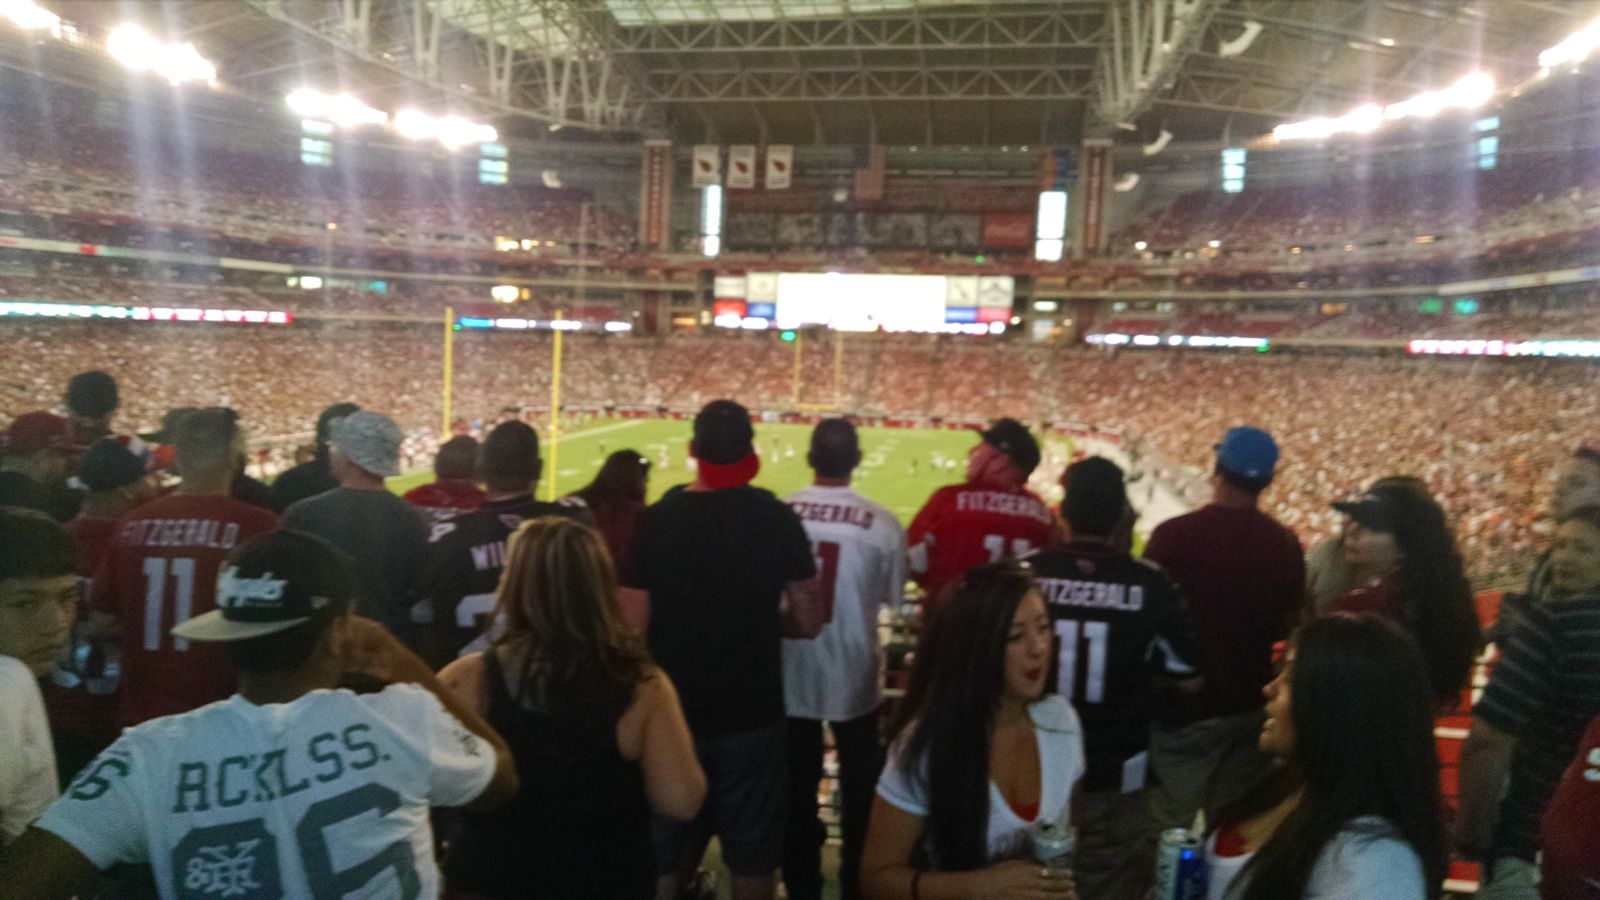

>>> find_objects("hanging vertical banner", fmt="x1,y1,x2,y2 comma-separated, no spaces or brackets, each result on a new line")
692,145,721,187
765,145,793,190
854,145,886,201
1080,139,1111,253
638,139,673,252
727,145,757,189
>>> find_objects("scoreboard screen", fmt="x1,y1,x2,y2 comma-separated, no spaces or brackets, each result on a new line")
715,272,1014,333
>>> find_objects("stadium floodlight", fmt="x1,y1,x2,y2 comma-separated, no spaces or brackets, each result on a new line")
1134,240,1148,251
106,23,215,86
1541,17,1600,70
286,89,386,128
490,285,519,303
394,108,497,149
0,0,60,34
1274,72,1493,142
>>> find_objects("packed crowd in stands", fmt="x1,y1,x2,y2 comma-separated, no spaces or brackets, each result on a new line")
0,320,1590,592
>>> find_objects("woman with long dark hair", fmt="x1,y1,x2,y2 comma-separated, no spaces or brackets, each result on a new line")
571,449,651,565
438,516,705,898
861,562,1084,899
1326,482,1482,706
1204,614,1445,899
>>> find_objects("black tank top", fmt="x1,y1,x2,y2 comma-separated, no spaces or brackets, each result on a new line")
442,648,655,898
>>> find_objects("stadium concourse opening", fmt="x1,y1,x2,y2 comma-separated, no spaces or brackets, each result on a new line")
5,0,1600,897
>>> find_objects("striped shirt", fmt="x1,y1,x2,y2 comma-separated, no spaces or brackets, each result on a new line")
1474,591,1600,862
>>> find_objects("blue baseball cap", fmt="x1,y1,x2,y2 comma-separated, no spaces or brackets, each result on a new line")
1215,426,1278,484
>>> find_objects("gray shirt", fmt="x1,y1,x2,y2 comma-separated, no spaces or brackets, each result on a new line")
283,487,430,633
1219,818,1426,900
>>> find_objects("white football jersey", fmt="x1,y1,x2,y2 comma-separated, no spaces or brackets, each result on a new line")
783,484,907,721
36,684,494,899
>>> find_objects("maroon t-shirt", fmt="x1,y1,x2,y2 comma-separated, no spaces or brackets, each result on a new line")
1144,503,1305,722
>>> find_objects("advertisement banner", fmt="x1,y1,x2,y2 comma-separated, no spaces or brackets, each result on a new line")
765,145,793,189
1081,140,1111,253
728,145,757,189
981,212,1033,248
692,145,721,187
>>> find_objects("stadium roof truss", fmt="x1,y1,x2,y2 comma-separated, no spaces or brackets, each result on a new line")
27,0,1600,148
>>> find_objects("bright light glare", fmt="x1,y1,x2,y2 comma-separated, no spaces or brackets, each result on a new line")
394,109,497,149
107,24,216,85
1134,240,1148,250
490,285,519,303
1541,18,1600,69
286,89,387,127
1273,72,1494,142
0,0,60,34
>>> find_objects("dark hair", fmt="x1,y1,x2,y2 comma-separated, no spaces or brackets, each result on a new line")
889,562,1036,870
1368,484,1481,705
575,450,650,512
481,421,542,491
808,419,860,479
1557,504,1600,532
223,531,356,673
174,408,240,477
1575,445,1600,468
1237,614,1445,900
434,435,479,480
314,403,361,454
1216,464,1269,496
66,370,118,418
496,517,652,735
1062,456,1127,537
692,399,754,465
0,507,77,581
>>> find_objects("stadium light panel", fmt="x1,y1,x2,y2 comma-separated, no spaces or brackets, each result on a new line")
0,0,60,34
1541,17,1600,70
106,24,215,86
1273,73,1493,142
394,109,497,150
286,89,386,128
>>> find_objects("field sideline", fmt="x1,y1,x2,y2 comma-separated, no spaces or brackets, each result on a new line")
388,417,1072,524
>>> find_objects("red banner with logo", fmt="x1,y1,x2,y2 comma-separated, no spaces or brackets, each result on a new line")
982,212,1033,248
638,140,672,252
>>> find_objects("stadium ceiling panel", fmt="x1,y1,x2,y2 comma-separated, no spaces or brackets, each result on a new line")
15,0,1598,148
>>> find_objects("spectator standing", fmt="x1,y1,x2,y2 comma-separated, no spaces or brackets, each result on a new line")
1143,427,1306,831
622,400,818,900
64,439,155,583
782,420,904,900
860,562,1084,899
1457,505,1600,899
283,410,429,637
1303,475,1429,612
1204,614,1442,900
570,448,651,566
1492,445,1600,645
1029,457,1202,900
268,401,359,509
418,421,590,667
1325,484,1482,706
0,529,519,898
0,510,77,845
0,412,78,521
403,435,485,523
92,409,279,727
438,517,705,898
907,419,1058,607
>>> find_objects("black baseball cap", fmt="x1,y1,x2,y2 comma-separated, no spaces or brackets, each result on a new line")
77,438,147,492
978,418,1041,477
1062,456,1127,536
172,530,355,642
693,400,755,465
1332,488,1405,534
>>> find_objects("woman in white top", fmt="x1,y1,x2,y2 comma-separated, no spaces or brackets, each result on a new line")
862,561,1085,899
1205,613,1445,900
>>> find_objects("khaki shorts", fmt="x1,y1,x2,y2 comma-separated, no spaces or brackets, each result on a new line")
1148,710,1275,832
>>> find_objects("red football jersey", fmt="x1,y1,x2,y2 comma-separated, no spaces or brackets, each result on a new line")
65,514,121,581
91,494,279,726
907,480,1059,606
1540,715,1600,899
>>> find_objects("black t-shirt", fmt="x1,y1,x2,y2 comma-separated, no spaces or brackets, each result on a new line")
1028,540,1202,791
268,457,338,510
418,493,593,668
623,485,816,736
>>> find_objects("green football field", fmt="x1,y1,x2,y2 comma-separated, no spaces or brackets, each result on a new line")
389,417,1054,524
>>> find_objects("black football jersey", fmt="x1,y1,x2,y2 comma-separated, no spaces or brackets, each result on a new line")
1027,541,1201,790
416,493,592,667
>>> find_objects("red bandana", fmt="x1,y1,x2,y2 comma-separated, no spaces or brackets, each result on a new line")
696,453,760,489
